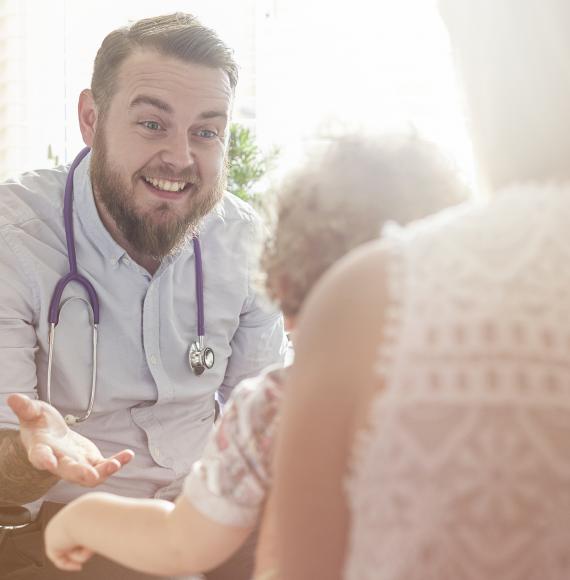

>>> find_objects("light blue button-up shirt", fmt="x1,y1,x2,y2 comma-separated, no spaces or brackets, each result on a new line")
0,152,287,505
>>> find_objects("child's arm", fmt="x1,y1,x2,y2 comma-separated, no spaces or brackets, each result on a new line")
45,491,253,575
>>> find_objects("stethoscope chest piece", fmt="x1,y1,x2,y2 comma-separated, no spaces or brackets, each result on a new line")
189,338,215,376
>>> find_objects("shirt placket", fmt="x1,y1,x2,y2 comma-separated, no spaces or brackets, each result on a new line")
131,266,175,469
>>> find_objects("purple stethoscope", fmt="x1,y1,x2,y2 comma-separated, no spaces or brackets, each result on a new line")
46,148,214,426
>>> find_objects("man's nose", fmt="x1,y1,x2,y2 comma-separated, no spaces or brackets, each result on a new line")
161,131,194,171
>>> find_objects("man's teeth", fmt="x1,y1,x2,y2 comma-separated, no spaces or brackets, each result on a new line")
144,177,188,192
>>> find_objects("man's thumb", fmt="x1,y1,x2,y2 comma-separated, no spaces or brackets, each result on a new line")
7,394,43,423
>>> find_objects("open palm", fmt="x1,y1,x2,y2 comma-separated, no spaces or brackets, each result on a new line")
7,394,133,486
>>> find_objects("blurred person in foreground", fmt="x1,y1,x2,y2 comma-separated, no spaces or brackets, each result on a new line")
44,134,464,579
274,1,570,579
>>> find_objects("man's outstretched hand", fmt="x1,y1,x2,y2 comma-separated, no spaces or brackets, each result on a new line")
7,394,134,487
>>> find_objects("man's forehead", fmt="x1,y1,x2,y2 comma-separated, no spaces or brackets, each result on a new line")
116,49,233,105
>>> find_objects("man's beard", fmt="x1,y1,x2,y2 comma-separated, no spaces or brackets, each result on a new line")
90,131,226,259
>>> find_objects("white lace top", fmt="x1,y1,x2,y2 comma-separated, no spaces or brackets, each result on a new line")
344,184,570,580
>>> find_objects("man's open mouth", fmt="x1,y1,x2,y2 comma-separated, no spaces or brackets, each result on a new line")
143,176,191,193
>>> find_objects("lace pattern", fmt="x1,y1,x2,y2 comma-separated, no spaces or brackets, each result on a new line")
344,184,570,580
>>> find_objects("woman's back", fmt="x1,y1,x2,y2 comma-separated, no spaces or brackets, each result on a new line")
345,184,570,580
275,2,570,578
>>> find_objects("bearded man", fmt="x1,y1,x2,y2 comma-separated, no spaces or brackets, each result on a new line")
0,13,286,580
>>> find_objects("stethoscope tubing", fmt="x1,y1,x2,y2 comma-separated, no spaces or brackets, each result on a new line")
46,148,212,424
193,236,205,337
48,147,100,325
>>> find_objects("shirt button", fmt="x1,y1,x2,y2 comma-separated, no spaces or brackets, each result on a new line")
123,257,131,265
149,355,158,365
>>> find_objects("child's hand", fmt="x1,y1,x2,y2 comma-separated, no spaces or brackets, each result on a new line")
45,506,94,571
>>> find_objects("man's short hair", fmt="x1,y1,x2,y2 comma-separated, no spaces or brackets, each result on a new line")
91,12,239,114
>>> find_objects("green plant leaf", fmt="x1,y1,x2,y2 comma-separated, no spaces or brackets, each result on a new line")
227,123,278,203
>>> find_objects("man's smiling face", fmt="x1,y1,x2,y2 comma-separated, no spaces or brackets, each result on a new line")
89,49,232,258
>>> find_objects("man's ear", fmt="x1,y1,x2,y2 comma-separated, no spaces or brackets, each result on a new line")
78,89,99,147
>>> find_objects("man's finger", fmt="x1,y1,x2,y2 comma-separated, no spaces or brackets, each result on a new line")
90,449,134,481
86,448,133,469
28,443,58,472
111,449,135,466
57,456,100,486
93,449,133,479
94,458,122,479
7,394,43,423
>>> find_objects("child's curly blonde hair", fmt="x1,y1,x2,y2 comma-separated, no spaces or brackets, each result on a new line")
260,134,467,317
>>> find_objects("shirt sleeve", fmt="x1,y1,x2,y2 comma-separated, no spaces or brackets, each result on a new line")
0,228,39,428
217,218,287,406
218,296,286,406
183,370,283,527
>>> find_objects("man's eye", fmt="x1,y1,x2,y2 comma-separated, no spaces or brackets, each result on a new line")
196,129,218,139
141,121,162,131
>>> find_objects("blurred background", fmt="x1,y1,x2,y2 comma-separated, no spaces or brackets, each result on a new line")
0,0,475,191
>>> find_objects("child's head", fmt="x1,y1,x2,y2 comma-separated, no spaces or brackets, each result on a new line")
261,134,467,326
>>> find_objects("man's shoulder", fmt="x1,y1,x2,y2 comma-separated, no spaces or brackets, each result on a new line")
215,192,261,226
0,166,68,230
200,193,263,249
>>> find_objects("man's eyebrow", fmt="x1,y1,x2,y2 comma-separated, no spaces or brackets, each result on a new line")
197,110,228,122
129,95,173,114
128,97,228,123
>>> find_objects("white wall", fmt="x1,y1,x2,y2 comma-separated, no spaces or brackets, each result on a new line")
0,0,66,177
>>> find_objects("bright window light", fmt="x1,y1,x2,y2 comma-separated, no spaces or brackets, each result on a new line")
256,0,475,184
0,0,475,186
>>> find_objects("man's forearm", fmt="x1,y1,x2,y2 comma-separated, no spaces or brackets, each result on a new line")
0,429,58,504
